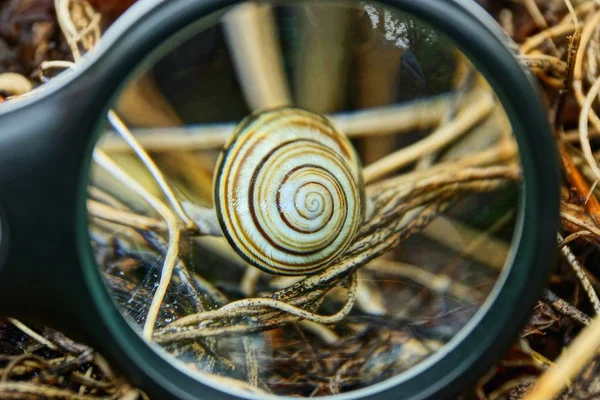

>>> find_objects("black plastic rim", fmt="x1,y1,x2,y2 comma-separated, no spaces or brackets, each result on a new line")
0,200,8,275
0,0,559,399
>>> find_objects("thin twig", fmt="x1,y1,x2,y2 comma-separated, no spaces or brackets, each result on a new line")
93,150,180,339
561,211,600,238
88,200,172,231
554,1,580,130
107,111,197,230
524,0,548,29
579,76,600,182
558,144,600,226
363,93,494,182
543,289,593,326
521,22,576,54
6,319,57,351
97,96,452,152
367,259,483,303
0,382,104,400
573,11,600,135
168,274,357,328
372,140,517,190
223,2,291,109
558,233,600,314
558,230,598,249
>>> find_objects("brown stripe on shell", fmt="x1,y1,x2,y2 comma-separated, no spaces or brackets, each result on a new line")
248,146,344,256
276,167,338,235
214,107,364,276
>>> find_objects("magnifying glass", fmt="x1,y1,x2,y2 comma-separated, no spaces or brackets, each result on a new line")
0,0,559,399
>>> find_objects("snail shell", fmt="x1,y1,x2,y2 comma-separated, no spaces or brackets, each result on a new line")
214,107,365,276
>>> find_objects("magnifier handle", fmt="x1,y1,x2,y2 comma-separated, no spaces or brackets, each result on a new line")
0,0,213,342
0,81,102,333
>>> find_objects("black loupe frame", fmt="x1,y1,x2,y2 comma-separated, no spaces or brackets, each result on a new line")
0,0,559,399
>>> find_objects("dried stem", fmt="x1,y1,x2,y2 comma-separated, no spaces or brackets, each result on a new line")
558,144,600,226
223,2,291,110
579,75,600,181
363,93,494,183
54,0,101,61
6,319,57,351
107,111,197,230
524,0,548,29
88,200,172,231
93,150,180,339
543,290,593,326
98,96,451,153
0,382,106,400
521,22,576,55
367,259,483,303
558,233,600,314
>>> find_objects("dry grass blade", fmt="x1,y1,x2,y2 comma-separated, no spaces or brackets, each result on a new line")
0,382,111,399
97,96,452,153
558,234,600,314
54,0,101,61
363,92,494,183
524,0,548,29
543,290,593,326
6,319,58,351
579,76,600,182
93,150,180,339
107,111,197,230
88,200,171,231
223,2,291,109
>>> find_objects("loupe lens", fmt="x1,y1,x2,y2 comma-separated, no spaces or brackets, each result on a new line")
87,1,522,397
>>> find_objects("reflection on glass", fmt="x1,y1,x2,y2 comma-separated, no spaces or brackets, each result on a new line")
88,1,521,397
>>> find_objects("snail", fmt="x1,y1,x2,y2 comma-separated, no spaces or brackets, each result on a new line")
214,107,365,276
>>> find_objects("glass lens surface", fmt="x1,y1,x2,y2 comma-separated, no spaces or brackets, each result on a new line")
88,1,522,397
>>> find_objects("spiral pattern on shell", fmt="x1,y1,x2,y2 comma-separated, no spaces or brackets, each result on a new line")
214,107,364,276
